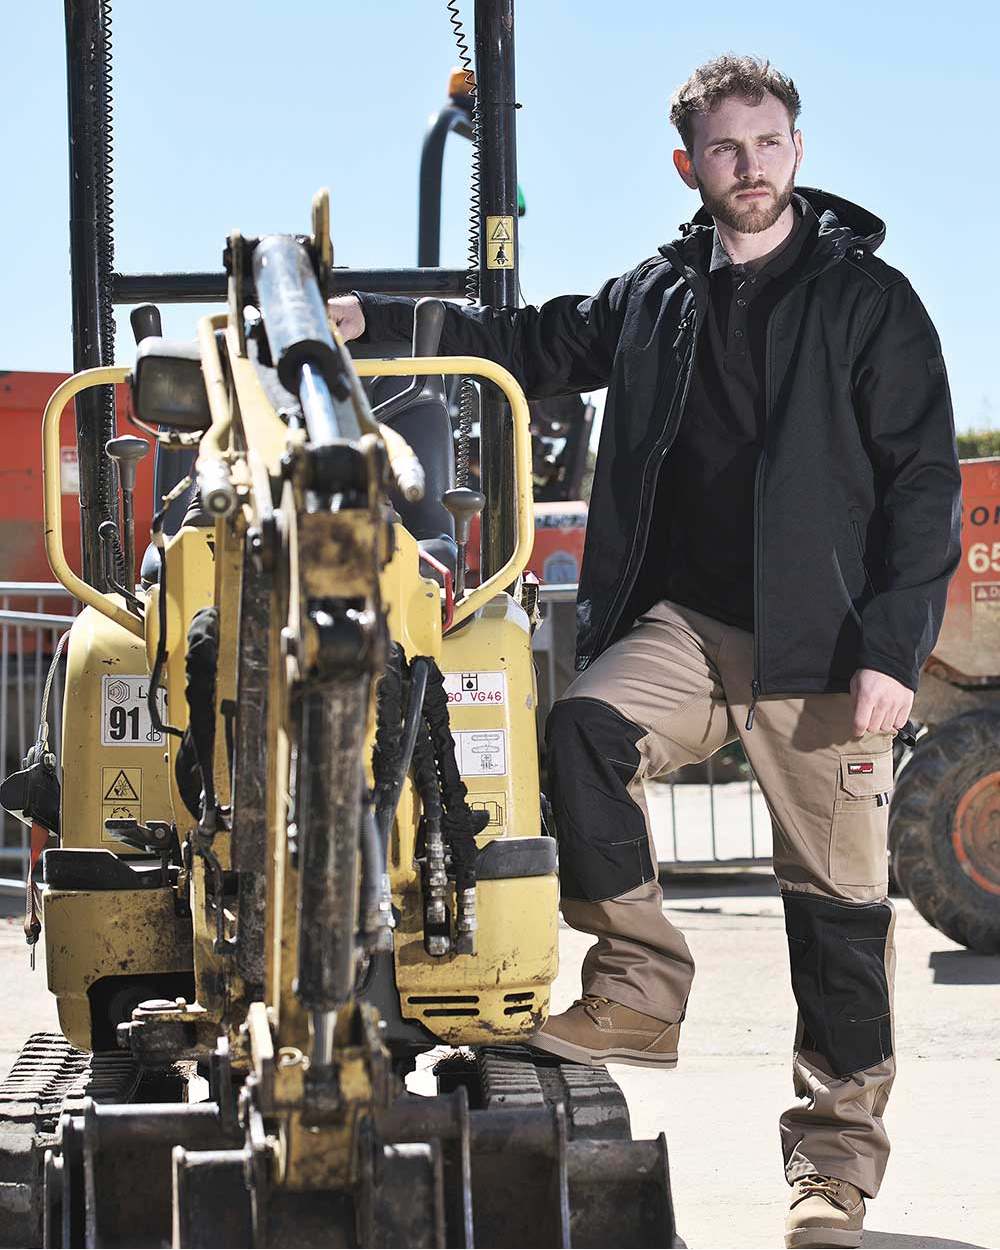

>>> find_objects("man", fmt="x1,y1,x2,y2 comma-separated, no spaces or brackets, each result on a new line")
329,55,961,1249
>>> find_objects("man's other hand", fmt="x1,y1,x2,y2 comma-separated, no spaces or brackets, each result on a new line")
327,294,365,342
850,668,914,737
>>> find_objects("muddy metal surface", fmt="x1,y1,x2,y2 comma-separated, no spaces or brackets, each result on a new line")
2,883,998,1249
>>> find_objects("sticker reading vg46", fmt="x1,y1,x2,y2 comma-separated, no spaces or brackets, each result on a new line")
102,675,166,747
443,671,506,707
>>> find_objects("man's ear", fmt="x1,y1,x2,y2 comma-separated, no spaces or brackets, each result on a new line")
673,147,699,190
793,129,804,174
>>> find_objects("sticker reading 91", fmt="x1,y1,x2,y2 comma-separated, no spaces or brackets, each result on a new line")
442,671,506,706
102,675,166,747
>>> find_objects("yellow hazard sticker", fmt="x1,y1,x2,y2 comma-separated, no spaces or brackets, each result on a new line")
467,791,507,830
101,765,142,840
485,215,515,269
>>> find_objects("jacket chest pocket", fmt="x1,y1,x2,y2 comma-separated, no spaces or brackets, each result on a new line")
830,744,894,890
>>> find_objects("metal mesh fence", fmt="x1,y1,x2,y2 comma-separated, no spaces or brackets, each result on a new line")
0,584,77,883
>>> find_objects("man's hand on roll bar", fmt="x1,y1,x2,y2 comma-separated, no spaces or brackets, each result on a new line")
327,294,366,343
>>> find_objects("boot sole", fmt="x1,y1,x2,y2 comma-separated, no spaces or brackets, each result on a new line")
527,1031,678,1069
784,1227,862,1248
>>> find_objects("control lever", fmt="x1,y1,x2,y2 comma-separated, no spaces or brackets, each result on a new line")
98,519,123,587
442,487,485,599
105,436,150,592
129,303,163,344
370,298,447,426
412,297,446,359
105,818,175,885
97,519,144,615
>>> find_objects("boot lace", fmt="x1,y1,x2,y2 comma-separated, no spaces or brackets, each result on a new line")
796,1175,846,1205
572,994,613,1020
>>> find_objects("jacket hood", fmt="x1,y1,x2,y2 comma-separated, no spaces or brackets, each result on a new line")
658,187,886,278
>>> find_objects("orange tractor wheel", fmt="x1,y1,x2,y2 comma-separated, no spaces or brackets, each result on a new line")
890,710,1000,953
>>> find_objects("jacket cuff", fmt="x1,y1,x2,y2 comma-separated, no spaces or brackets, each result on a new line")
355,292,416,345
855,649,919,693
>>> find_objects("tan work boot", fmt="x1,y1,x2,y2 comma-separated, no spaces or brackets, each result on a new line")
785,1174,865,1248
527,995,680,1068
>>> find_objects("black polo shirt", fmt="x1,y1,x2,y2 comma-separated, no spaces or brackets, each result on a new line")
659,197,818,632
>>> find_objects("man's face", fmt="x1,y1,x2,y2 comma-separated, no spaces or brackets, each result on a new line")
673,93,803,234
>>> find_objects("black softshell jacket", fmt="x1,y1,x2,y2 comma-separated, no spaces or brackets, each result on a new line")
358,187,962,697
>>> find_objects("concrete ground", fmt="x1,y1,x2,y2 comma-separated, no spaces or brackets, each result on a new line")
551,876,1000,1250
2,882,998,1249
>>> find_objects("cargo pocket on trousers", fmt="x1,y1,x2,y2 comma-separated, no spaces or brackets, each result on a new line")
830,747,893,888
607,834,656,894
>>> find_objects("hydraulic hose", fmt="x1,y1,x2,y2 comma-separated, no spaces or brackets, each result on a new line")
376,657,430,846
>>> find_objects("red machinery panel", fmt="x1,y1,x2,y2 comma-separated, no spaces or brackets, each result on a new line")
465,500,588,587
0,371,155,587
936,457,1000,682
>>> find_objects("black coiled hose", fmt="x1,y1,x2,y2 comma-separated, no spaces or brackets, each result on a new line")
94,0,125,579
446,0,480,488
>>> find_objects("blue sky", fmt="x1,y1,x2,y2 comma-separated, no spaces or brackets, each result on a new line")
3,0,996,429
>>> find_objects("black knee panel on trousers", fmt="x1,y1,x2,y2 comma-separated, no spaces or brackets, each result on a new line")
545,697,654,902
783,891,893,1078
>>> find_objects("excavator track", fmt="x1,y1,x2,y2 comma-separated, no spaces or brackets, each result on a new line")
430,1046,679,1247
0,1033,142,1248
0,1032,188,1249
477,1045,633,1139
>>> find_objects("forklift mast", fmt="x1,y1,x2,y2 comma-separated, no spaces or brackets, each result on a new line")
63,0,522,587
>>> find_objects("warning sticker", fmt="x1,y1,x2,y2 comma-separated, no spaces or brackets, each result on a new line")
104,769,140,802
485,215,515,270
60,447,80,494
101,675,166,747
454,729,507,777
972,582,1000,658
101,765,142,838
467,791,507,830
973,582,1000,616
443,671,507,707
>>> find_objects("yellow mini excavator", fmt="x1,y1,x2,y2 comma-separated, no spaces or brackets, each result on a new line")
0,3,678,1246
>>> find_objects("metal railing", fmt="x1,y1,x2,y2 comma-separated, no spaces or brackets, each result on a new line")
1,583,77,883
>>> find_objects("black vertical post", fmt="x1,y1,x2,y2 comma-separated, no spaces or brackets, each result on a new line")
65,0,117,589
474,0,519,582
417,104,473,268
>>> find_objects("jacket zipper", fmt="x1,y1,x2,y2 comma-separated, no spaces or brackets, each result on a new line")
743,241,858,726
585,304,700,664
747,286,789,732
746,448,766,730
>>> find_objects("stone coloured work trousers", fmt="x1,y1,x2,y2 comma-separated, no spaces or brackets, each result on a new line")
546,600,896,1197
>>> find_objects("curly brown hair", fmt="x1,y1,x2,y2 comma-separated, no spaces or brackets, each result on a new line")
670,55,801,151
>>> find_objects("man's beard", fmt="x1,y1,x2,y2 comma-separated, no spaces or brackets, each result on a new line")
698,170,795,234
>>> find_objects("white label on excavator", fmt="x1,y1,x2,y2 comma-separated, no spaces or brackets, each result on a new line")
443,670,507,706
101,675,166,747
454,729,507,777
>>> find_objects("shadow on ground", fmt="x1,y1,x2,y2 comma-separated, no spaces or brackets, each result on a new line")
661,871,780,901
928,949,1000,985
864,1232,983,1248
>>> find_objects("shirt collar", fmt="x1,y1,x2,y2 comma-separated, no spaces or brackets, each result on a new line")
709,194,816,276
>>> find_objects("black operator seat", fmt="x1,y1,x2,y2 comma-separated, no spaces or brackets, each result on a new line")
138,445,202,587
353,335,458,581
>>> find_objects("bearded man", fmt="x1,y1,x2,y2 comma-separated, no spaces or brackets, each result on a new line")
329,55,961,1248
